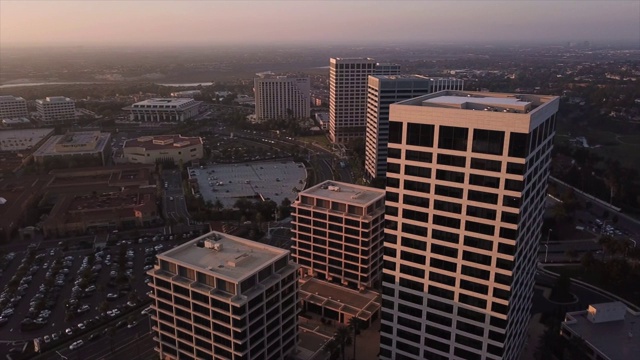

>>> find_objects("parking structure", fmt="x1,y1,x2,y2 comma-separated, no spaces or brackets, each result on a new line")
190,160,307,208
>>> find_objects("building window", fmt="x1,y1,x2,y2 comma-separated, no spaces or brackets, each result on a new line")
472,129,505,155
438,126,468,151
389,122,403,144
407,123,435,147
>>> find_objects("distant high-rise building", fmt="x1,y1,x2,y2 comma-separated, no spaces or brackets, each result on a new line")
0,95,29,119
328,58,400,143
148,232,299,360
35,96,76,126
380,91,559,360
365,75,464,181
254,76,310,121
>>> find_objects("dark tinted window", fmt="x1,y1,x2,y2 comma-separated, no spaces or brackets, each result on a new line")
389,121,403,144
470,158,501,172
438,126,468,151
407,123,435,147
508,132,529,158
437,154,466,167
472,129,505,155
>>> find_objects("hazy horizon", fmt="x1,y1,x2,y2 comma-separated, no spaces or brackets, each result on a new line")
1,1,639,48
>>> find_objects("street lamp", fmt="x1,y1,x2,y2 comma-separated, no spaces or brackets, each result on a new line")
544,229,552,263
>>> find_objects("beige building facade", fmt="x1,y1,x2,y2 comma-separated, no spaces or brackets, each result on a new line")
380,91,559,360
0,95,29,119
148,232,298,360
123,135,203,165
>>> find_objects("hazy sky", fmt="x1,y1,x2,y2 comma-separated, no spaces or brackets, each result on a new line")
1,0,639,47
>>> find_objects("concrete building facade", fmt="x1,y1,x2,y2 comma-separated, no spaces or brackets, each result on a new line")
0,95,29,119
328,58,400,143
148,232,298,360
379,91,559,360
33,131,112,167
291,180,386,289
36,96,77,126
254,76,310,121
123,134,203,165
126,98,201,122
365,75,464,181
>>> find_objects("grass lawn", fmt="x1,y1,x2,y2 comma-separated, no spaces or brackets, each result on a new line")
297,134,332,149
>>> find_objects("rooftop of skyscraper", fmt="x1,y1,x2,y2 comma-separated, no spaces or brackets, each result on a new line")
299,180,385,207
397,90,558,113
157,231,290,282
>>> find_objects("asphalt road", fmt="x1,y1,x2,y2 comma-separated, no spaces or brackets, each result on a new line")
162,170,190,225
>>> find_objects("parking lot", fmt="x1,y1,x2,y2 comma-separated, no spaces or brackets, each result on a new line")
190,160,307,208
0,230,205,358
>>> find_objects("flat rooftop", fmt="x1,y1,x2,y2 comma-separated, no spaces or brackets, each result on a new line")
300,180,384,207
132,98,196,106
563,307,640,360
299,278,380,319
396,90,558,114
58,131,100,145
33,132,110,156
124,134,202,150
193,161,307,209
158,231,289,282
0,128,54,151
0,95,25,102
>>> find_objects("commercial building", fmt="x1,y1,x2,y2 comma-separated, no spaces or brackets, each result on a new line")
123,134,203,165
42,187,160,237
328,58,400,143
292,180,386,289
36,96,77,126
561,302,640,360
147,232,298,360
0,128,54,152
254,76,310,121
126,98,201,122
365,75,464,181
380,91,559,360
33,131,111,167
0,95,29,119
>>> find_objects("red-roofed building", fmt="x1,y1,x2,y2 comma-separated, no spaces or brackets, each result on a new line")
123,134,203,165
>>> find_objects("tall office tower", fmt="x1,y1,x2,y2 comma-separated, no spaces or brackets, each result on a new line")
254,76,311,121
328,58,400,143
35,96,77,126
364,75,464,181
291,180,386,289
148,232,299,360
380,91,559,360
0,95,29,118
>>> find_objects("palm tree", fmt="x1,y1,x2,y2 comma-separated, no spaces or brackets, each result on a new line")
335,326,352,360
213,199,224,211
324,338,340,360
348,317,361,360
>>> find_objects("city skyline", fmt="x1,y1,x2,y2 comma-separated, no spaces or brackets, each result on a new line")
1,1,638,47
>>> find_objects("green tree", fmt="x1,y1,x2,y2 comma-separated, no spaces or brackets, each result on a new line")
335,326,352,360
324,338,340,360
565,248,578,262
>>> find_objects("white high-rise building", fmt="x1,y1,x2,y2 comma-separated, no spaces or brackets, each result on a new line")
254,76,310,121
365,75,464,181
328,58,400,144
380,91,559,360
36,96,76,126
0,95,29,119
148,232,299,360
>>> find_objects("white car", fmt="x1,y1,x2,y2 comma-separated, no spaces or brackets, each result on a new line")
65,328,73,335
77,323,85,330
69,340,84,350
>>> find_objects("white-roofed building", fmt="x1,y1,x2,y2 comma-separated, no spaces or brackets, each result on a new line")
36,96,77,126
125,98,201,122
0,95,29,119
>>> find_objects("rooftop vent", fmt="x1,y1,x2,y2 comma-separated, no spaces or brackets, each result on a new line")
204,239,223,251
328,186,341,192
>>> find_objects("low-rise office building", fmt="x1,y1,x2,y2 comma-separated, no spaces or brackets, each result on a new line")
33,131,111,167
561,302,640,360
148,232,298,360
0,95,29,119
36,96,77,126
126,98,201,122
123,134,203,165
